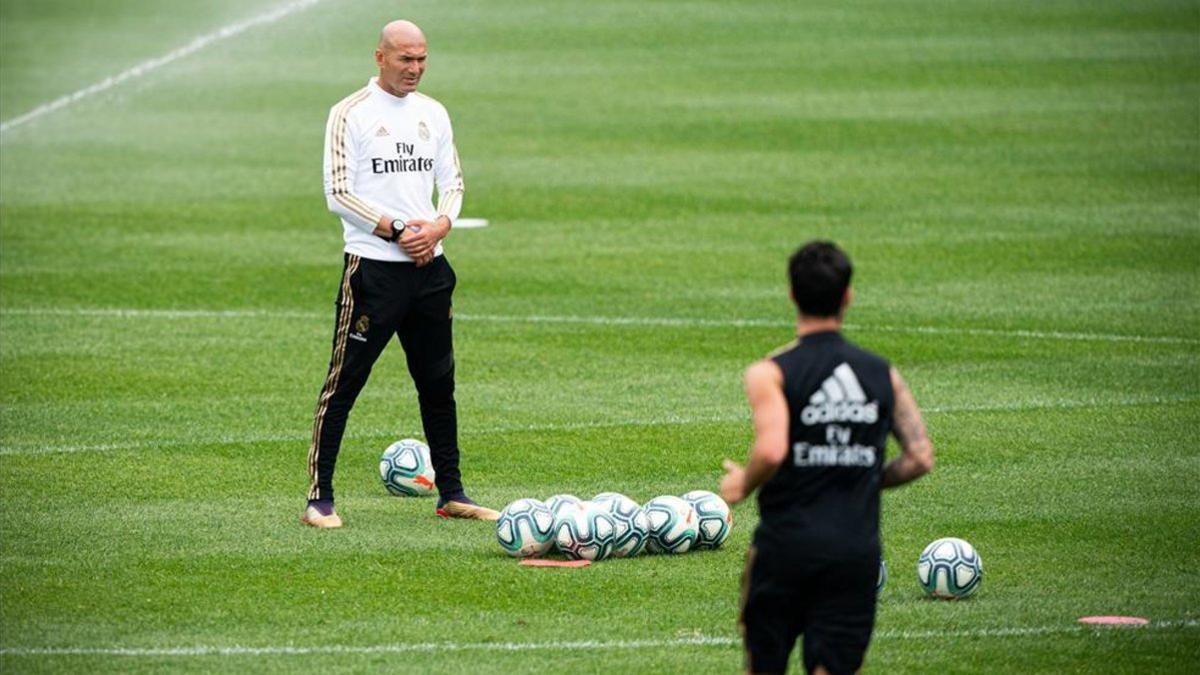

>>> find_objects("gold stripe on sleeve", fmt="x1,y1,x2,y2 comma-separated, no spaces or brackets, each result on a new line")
328,88,369,190
451,144,463,184
327,88,381,225
436,189,463,218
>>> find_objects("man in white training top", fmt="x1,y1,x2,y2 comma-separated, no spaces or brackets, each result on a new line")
303,20,498,528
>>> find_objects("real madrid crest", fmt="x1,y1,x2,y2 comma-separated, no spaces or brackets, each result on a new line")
418,121,430,141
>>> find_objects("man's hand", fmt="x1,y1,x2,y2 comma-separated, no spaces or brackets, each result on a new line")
720,459,748,505
400,217,449,266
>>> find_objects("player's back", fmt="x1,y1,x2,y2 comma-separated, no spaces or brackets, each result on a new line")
755,331,894,561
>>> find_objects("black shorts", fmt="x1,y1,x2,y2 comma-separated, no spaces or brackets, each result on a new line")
739,546,877,674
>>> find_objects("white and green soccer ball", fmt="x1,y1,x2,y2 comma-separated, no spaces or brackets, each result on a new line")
496,498,555,558
553,501,617,561
593,492,649,558
681,490,732,550
917,537,982,599
643,495,698,554
545,494,582,518
379,439,435,497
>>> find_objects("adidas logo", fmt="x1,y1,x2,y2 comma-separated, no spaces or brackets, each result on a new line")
375,126,389,137
800,362,879,425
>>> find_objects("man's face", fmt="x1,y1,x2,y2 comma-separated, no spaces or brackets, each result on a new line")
376,39,427,95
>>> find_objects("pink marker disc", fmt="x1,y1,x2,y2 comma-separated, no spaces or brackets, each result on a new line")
1078,616,1149,626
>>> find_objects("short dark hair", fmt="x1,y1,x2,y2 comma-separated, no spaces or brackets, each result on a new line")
788,241,853,317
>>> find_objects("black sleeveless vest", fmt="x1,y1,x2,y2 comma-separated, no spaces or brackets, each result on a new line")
755,331,894,560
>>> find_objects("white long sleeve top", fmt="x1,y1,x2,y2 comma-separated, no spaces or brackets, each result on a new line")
322,77,464,262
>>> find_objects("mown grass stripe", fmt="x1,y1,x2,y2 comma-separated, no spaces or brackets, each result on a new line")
2,619,1194,657
0,307,1194,346
1,395,1195,456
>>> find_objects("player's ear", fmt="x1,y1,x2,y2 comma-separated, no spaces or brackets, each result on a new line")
374,48,385,67
842,286,853,311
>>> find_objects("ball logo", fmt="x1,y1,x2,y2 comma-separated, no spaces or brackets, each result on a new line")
800,363,879,425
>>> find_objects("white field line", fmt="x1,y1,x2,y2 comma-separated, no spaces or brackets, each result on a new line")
0,0,322,134
1,619,1195,657
1,307,1196,346
0,394,1196,457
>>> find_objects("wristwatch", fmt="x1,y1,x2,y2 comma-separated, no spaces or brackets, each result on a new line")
387,219,405,242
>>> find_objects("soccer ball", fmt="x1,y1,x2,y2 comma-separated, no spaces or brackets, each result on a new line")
593,492,649,558
681,490,732,550
496,498,555,558
379,439,435,497
917,537,982,599
553,501,616,561
877,559,887,594
545,494,582,518
643,496,699,554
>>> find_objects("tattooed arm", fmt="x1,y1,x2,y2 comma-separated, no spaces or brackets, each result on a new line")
882,367,935,489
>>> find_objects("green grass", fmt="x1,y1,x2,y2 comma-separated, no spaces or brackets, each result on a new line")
1,0,1198,672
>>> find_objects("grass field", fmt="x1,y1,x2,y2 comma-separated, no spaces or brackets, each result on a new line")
1,0,1198,672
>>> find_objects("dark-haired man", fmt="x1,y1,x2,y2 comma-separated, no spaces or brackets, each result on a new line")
720,241,934,674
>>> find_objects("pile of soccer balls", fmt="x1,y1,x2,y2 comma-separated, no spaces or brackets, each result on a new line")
496,491,732,561
379,440,980,597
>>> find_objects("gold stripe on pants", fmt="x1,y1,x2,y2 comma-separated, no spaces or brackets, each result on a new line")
307,254,361,500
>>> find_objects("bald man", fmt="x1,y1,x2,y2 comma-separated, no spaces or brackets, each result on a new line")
304,20,498,527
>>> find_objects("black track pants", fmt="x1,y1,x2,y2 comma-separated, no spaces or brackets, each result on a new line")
306,253,462,502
